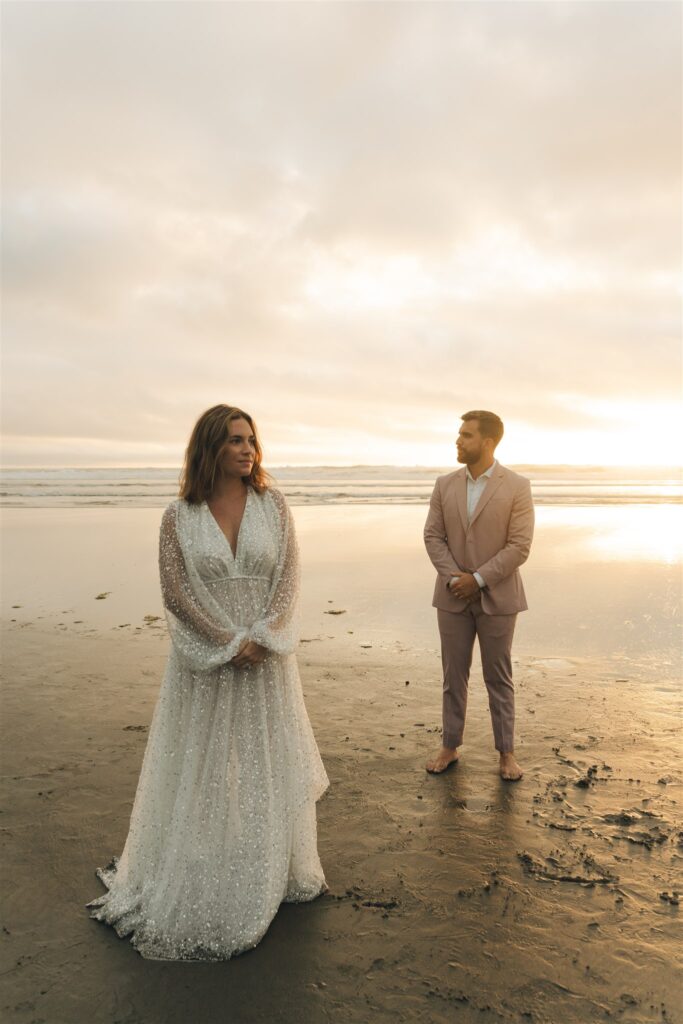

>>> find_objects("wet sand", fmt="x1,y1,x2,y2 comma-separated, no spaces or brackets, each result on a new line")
1,506,681,1023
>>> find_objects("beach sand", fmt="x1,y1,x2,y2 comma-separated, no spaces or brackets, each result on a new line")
1,506,681,1023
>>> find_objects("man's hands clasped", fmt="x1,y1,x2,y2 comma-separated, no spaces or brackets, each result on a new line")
449,573,480,600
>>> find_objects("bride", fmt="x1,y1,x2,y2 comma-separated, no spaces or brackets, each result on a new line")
87,405,328,960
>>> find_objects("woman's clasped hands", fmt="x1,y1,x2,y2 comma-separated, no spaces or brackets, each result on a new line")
231,639,268,669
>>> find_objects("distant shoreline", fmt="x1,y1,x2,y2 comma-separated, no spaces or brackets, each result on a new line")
1,464,681,509
1,463,681,473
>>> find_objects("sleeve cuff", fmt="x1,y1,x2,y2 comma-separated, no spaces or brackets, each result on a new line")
473,572,486,589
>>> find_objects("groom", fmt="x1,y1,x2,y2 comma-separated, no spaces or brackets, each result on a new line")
423,411,534,781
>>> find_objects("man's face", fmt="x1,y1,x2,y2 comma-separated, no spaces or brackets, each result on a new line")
456,420,486,465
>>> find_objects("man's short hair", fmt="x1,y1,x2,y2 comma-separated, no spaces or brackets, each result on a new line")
461,410,504,447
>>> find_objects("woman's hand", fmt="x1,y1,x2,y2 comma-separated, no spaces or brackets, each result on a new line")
231,639,268,668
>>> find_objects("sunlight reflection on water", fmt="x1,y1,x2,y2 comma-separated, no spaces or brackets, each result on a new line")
534,505,683,565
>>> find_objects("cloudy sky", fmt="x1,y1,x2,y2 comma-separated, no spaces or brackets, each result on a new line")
2,1,681,467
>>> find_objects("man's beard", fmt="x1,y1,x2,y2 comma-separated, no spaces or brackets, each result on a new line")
457,450,481,465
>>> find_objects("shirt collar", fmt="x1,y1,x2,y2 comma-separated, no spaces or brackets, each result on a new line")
466,459,497,483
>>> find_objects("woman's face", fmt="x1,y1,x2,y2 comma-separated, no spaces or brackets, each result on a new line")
219,417,257,479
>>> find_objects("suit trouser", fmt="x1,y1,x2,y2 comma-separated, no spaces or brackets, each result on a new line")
438,597,517,753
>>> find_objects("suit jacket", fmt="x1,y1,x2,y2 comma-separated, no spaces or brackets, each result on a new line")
424,463,534,615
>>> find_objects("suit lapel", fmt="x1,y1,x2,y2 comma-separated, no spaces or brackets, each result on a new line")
468,466,505,528
454,470,468,530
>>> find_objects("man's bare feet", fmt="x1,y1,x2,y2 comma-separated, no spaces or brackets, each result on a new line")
426,746,459,774
499,751,523,781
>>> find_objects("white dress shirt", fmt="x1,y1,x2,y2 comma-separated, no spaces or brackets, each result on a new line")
466,460,496,526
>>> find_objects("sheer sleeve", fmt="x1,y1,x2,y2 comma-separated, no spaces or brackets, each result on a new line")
159,503,247,671
247,489,300,655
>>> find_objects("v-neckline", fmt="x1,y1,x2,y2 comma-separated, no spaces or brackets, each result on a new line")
206,487,251,561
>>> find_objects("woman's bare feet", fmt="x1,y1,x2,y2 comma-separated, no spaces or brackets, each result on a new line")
499,751,523,781
426,746,459,774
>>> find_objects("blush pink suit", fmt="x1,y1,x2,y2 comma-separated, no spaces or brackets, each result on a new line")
424,464,534,752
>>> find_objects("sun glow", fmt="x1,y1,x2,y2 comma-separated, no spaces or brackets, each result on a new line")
302,228,606,316
501,399,683,467
304,253,437,313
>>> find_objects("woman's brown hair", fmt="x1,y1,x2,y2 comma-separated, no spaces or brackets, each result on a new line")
179,405,270,504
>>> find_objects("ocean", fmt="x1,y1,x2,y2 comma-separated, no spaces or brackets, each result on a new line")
0,465,681,509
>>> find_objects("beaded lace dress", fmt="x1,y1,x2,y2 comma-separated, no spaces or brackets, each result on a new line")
87,487,329,961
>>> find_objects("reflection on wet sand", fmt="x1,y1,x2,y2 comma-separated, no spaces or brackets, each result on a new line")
534,504,683,564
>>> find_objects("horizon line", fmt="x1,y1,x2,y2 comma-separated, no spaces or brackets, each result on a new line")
1,463,681,472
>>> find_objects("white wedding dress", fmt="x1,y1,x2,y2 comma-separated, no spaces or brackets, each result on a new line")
87,487,328,960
